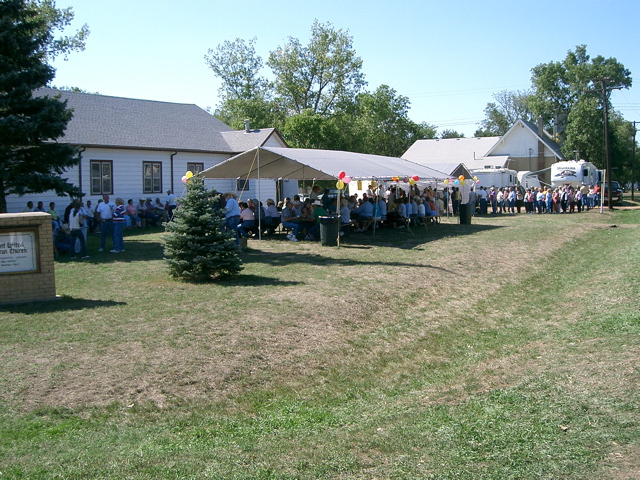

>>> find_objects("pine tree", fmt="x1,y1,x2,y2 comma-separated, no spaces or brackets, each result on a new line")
164,175,242,281
0,0,80,213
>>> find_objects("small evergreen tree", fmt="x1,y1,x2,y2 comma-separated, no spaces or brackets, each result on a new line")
164,175,242,281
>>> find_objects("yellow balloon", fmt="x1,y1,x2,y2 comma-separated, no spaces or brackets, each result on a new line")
186,171,193,179
473,176,478,181
409,178,416,185
460,180,466,186
336,179,345,189
444,179,449,184
458,175,465,181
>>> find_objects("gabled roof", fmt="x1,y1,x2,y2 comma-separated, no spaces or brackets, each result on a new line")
403,137,500,165
221,129,285,152
419,162,472,179
486,119,563,159
35,88,275,154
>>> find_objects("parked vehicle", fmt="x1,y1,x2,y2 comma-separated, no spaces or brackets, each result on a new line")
550,160,599,188
471,168,518,189
597,181,624,205
517,170,542,189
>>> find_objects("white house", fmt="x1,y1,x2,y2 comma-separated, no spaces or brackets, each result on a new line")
403,119,564,184
6,88,287,213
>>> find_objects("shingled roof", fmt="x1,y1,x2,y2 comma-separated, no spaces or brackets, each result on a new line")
36,88,278,153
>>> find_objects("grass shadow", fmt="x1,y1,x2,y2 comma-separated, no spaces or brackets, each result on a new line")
0,296,127,314
240,247,457,274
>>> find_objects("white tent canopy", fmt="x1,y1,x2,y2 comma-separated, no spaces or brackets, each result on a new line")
201,146,449,181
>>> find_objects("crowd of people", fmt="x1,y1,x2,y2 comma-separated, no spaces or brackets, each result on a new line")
23,190,179,259
222,184,446,243
470,183,601,215
25,180,602,256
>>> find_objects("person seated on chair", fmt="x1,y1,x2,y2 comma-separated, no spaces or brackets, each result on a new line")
386,198,401,228
396,197,409,227
376,196,387,222
154,198,168,222
339,198,351,236
416,198,427,225
237,202,255,238
296,199,316,237
410,197,418,223
143,198,160,226
263,199,281,234
53,226,73,257
352,197,374,232
305,200,327,240
423,198,437,223
281,200,302,242
249,198,265,232
126,199,142,228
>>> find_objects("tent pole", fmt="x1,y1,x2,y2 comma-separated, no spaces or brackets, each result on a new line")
257,148,262,240
337,185,341,247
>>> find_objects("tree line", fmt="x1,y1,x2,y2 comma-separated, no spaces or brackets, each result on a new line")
207,27,634,183
475,45,633,183
204,21,438,157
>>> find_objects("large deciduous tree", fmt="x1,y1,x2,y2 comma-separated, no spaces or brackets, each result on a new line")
351,85,437,157
267,20,366,116
529,45,631,168
204,37,283,130
205,22,434,155
0,0,86,213
476,89,534,136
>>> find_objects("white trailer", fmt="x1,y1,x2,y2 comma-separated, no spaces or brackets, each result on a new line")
517,171,542,189
550,160,600,188
471,168,518,189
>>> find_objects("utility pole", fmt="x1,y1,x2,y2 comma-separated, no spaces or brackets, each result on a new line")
632,121,637,201
593,77,623,210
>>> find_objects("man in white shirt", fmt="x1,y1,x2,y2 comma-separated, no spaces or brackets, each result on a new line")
165,190,178,220
478,186,489,215
96,194,115,252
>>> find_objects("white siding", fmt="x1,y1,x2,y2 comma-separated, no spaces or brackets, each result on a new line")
490,126,541,158
6,148,230,213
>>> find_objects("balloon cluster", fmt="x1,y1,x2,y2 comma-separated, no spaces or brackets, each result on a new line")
444,175,467,186
181,170,194,184
336,171,352,189
391,175,420,184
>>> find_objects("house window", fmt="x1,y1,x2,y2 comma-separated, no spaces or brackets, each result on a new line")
143,162,162,194
236,178,250,191
90,160,113,195
187,163,204,175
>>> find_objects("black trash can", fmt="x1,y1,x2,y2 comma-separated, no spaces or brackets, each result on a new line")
459,203,473,225
319,216,339,246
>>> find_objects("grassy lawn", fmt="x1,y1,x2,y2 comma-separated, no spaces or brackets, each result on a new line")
1,208,639,479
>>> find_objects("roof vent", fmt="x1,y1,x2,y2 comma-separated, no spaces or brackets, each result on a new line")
244,119,251,133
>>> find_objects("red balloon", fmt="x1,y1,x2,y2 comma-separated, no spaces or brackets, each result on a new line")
338,171,346,179
412,175,420,181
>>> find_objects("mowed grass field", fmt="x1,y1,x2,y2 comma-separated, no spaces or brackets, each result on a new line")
1,208,639,479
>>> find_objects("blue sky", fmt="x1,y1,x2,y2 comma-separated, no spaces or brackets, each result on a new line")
51,0,640,137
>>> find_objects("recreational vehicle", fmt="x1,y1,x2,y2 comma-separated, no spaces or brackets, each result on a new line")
550,160,599,188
